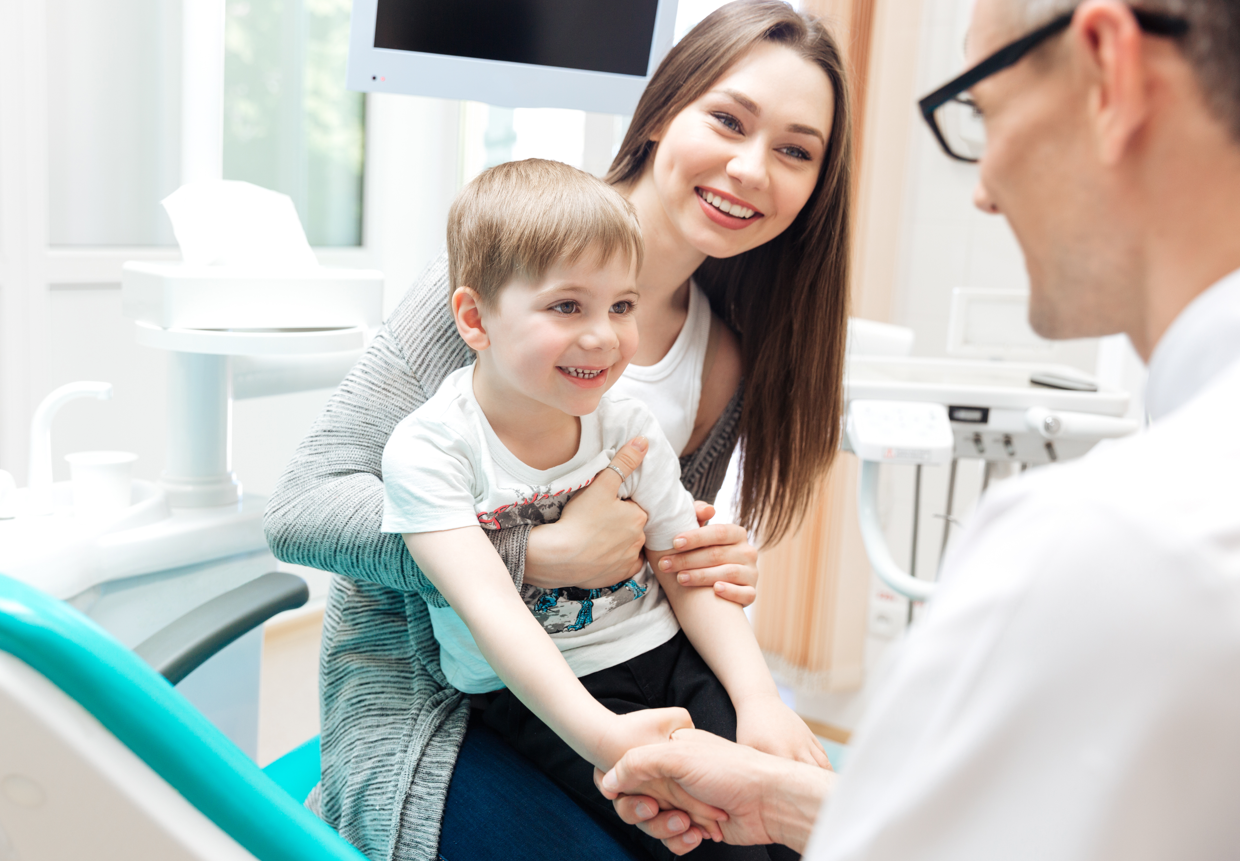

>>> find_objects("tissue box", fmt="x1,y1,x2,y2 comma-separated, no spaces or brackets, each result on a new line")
122,262,384,330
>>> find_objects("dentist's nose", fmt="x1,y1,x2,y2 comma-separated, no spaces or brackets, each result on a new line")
726,143,769,192
973,176,1000,214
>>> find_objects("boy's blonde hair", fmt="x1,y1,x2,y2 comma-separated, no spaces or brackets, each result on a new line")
446,159,644,306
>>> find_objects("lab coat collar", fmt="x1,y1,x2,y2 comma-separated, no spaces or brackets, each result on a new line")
1145,268,1240,421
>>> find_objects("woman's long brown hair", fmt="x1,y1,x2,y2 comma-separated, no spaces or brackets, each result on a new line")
606,0,852,545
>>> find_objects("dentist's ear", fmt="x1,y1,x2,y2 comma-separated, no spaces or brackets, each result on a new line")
452,286,491,351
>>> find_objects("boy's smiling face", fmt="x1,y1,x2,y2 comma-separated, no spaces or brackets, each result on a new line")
458,250,640,421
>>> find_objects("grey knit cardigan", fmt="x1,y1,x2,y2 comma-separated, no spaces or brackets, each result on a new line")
264,250,742,861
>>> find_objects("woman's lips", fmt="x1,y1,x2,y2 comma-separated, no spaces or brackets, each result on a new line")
696,188,764,230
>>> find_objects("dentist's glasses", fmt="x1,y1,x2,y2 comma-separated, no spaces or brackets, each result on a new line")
918,8,1189,164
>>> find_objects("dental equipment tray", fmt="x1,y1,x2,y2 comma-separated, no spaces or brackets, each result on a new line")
122,261,384,330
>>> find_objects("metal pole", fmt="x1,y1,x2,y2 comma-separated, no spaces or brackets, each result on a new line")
938,457,958,566
908,464,922,624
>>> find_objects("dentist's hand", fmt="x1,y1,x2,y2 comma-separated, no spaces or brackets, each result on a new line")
596,729,835,855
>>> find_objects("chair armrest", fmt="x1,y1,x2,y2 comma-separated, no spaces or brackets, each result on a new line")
135,572,309,684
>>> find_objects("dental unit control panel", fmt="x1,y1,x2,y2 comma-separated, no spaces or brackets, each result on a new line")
843,354,1139,603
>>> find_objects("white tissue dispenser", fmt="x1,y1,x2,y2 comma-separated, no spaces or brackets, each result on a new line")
121,261,385,330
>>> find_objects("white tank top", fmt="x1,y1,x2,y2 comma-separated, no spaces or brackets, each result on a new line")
611,280,713,456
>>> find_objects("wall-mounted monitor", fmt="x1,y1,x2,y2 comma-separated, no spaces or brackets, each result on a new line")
346,0,680,115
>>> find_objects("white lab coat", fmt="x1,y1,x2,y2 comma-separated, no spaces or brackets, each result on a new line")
807,271,1240,860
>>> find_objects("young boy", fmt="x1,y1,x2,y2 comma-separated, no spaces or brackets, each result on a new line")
380,160,826,858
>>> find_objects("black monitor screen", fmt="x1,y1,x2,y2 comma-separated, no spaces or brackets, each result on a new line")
373,0,660,77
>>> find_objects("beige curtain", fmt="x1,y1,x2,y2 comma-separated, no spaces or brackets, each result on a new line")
753,0,924,692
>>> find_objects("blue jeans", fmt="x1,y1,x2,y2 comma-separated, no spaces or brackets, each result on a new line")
438,717,648,861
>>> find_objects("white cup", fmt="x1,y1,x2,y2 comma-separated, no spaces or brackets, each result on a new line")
66,451,137,514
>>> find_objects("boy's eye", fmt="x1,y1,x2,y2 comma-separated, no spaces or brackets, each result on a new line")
610,301,634,315
550,301,578,314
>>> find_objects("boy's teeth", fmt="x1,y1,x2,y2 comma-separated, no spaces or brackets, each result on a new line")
563,367,603,378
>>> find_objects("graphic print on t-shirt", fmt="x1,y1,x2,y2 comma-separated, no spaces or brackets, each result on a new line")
478,480,648,633
477,481,588,530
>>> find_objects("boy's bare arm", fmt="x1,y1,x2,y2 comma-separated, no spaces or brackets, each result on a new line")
649,549,832,769
403,528,697,772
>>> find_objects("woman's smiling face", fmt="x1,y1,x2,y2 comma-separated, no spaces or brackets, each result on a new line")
644,41,834,259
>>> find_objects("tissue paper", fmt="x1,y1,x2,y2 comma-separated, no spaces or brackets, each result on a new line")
161,181,319,269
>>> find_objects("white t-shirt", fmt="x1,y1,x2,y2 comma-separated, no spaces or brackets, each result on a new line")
610,279,712,455
806,271,1240,860
380,364,699,694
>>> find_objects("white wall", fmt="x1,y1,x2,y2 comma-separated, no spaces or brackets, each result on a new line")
891,0,1099,372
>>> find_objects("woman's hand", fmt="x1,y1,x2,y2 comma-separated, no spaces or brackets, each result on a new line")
523,438,650,590
735,695,832,769
655,518,760,607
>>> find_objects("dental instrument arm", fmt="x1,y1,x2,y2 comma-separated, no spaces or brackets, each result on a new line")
857,460,937,602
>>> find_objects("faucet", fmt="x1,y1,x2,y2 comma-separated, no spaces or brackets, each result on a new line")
27,381,113,515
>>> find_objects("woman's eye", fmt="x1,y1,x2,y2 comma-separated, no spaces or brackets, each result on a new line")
551,301,578,314
779,145,812,162
713,112,742,133
610,301,634,315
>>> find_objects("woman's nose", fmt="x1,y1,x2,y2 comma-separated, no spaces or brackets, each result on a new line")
726,143,770,191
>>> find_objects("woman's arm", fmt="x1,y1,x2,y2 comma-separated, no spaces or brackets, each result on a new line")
524,439,652,588
264,324,446,595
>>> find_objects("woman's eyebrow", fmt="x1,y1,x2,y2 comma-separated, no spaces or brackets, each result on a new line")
719,88,761,115
717,89,824,143
787,123,825,143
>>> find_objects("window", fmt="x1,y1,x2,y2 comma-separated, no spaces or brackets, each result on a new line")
224,0,365,247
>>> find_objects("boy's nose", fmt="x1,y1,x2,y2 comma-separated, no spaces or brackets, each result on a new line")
579,317,620,350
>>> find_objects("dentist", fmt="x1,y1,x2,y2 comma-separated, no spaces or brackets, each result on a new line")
601,1,1240,857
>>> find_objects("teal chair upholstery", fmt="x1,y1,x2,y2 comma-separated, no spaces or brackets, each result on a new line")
0,573,365,861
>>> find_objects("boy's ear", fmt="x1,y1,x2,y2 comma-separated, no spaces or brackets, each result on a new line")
451,286,490,351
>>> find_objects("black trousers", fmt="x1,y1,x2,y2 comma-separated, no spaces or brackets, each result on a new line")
479,631,801,861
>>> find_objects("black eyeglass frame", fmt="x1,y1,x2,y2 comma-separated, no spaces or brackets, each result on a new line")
918,8,1189,163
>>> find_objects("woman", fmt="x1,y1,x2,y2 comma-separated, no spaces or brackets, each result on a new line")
264,2,852,859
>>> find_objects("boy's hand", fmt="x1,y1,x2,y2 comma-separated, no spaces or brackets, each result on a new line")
596,706,694,769
735,696,832,770
597,715,728,841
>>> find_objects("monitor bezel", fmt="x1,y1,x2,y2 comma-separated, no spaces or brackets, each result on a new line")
346,0,680,115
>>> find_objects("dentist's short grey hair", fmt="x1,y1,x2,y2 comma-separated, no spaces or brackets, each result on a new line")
1005,0,1240,141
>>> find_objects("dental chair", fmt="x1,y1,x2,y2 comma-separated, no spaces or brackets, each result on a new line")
0,572,364,861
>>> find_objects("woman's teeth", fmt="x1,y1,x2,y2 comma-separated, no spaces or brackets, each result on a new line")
561,367,603,379
698,189,756,219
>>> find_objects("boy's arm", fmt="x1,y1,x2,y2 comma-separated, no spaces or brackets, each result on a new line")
650,550,832,770
404,527,694,771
